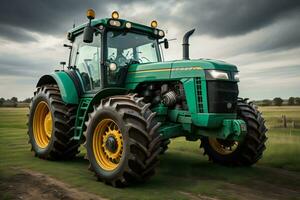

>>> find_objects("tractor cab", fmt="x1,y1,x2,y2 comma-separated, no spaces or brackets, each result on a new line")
66,10,165,91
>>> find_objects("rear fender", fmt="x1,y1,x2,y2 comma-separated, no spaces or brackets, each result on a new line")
36,72,79,104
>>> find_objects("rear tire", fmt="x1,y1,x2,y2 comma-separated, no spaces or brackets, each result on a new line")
27,85,80,159
84,94,161,187
200,98,267,166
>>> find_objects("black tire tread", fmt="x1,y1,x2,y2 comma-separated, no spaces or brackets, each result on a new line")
200,98,268,166
84,93,161,187
28,84,80,160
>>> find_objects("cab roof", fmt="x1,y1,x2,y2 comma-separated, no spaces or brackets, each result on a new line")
67,18,164,41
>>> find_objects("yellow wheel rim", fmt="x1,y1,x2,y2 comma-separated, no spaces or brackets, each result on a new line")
33,101,52,148
209,138,238,155
93,119,123,171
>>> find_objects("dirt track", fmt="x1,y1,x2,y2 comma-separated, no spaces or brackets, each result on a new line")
1,167,300,200
0,170,106,200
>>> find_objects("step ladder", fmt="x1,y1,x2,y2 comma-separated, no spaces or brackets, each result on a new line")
73,98,92,140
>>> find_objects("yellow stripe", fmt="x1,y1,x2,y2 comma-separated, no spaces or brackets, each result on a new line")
128,66,202,74
172,66,202,71
128,68,171,74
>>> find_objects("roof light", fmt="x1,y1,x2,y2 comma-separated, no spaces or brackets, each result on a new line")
125,22,132,28
112,11,119,19
151,20,158,28
158,30,165,37
86,9,95,19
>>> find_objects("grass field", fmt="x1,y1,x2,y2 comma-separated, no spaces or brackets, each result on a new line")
0,106,300,200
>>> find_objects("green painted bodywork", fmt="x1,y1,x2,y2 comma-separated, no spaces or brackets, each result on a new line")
124,58,243,141
52,72,79,104
38,17,245,143
37,72,79,104
125,59,237,89
38,58,244,142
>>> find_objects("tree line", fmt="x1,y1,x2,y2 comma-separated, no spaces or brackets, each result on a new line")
258,97,300,106
0,97,31,107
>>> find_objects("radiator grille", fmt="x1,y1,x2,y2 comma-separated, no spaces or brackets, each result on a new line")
207,80,238,113
195,78,204,112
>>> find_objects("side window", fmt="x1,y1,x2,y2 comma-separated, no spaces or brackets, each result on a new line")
74,33,101,91
107,47,117,61
70,34,82,67
136,43,158,63
122,48,133,60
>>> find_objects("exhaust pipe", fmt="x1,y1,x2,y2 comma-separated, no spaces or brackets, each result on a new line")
182,29,195,60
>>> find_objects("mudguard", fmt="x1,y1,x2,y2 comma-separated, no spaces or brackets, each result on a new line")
36,71,79,104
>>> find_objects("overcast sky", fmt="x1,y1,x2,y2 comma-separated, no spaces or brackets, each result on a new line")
0,0,299,100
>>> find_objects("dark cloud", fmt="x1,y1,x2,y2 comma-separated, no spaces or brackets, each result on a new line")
0,53,54,77
0,25,37,42
254,17,300,52
1,0,300,42
0,0,108,41
225,14,300,55
176,0,300,37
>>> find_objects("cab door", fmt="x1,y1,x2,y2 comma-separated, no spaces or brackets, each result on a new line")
71,32,102,92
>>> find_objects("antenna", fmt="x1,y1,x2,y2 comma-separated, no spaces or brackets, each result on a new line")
73,19,76,28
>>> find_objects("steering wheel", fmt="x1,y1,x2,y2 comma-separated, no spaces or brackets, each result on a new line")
115,54,128,66
139,56,151,63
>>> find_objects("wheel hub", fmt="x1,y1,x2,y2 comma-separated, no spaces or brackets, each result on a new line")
93,119,123,171
209,138,239,155
44,112,52,138
105,136,118,153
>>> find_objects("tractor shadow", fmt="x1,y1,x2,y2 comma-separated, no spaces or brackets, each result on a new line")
62,149,297,194
136,151,269,189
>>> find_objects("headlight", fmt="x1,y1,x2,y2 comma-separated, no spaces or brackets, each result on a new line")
206,70,229,80
109,20,121,27
233,72,239,81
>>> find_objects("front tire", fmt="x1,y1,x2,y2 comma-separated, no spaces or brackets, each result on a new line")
27,85,80,159
84,94,161,187
200,98,267,166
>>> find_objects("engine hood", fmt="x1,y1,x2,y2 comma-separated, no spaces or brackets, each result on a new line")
125,58,238,89
128,58,238,74
171,58,237,71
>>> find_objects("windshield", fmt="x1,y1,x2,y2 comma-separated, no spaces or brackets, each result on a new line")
106,31,161,66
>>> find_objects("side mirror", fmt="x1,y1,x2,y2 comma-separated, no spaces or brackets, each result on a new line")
60,61,66,70
83,26,94,43
164,38,169,49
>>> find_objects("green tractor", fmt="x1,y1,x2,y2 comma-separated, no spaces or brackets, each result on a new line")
27,10,267,187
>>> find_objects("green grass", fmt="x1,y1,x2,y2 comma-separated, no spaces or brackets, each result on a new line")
0,107,300,200
260,106,300,128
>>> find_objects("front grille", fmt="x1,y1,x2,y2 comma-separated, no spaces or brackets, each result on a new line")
207,81,238,113
195,78,204,112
